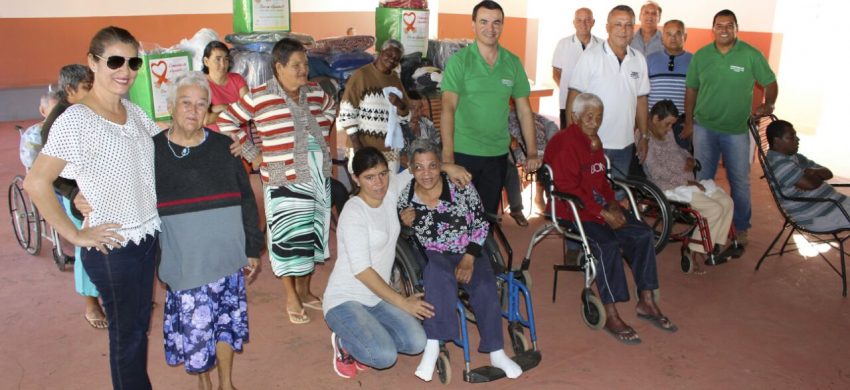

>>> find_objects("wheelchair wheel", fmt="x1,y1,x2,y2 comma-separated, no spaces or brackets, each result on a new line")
391,238,422,297
508,322,530,355
436,349,451,385
486,233,533,289
580,289,606,330
51,228,71,272
681,247,694,274
629,178,672,254
8,176,41,255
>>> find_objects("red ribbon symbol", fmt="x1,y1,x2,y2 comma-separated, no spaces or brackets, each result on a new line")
403,12,416,33
150,60,169,87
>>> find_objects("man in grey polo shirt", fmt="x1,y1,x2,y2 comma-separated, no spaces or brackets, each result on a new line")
630,1,664,57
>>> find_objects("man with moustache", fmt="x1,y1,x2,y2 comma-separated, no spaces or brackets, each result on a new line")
567,4,650,181
440,0,540,215
647,19,692,149
684,9,778,245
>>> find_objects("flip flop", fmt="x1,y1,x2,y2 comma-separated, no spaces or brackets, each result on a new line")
302,299,323,311
636,312,678,333
85,313,108,329
604,326,641,345
287,309,311,324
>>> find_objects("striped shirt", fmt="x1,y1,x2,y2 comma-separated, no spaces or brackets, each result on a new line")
767,150,841,226
646,50,692,113
217,80,335,185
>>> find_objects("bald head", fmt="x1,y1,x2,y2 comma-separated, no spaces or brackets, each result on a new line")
574,7,595,38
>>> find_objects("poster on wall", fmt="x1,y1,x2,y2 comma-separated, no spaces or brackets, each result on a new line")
233,0,291,33
376,7,429,58
129,52,192,121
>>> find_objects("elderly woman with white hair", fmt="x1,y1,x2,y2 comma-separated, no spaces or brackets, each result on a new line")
156,71,263,390
338,38,410,174
543,92,676,346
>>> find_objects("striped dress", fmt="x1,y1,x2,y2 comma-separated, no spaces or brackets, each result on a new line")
218,80,335,276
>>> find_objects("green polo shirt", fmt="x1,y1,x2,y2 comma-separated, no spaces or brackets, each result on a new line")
441,42,531,156
686,39,776,134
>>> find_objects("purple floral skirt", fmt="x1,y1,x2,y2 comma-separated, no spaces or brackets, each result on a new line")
163,270,248,373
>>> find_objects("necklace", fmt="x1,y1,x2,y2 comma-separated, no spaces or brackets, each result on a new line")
166,128,207,159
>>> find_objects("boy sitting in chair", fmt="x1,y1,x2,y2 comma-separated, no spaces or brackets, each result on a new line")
767,120,850,232
543,93,677,345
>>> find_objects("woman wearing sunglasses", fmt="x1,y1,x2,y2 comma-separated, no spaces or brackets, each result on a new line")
24,26,161,389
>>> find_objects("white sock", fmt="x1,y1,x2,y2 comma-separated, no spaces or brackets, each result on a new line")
414,339,440,382
490,349,522,379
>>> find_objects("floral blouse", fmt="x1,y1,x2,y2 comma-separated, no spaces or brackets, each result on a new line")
397,173,489,256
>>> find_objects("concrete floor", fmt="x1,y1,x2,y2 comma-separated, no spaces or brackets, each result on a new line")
1,120,848,390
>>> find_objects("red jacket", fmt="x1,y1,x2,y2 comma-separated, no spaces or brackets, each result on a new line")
543,124,615,224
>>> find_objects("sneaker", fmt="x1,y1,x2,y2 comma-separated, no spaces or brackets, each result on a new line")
332,333,357,379
354,360,370,371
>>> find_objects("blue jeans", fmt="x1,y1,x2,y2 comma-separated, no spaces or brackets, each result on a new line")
604,144,634,201
82,235,157,390
693,123,752,231
577,213,658,304
325,300,426,369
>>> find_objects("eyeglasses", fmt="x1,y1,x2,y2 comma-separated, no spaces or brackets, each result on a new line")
667,55,675,72
95,54,143,71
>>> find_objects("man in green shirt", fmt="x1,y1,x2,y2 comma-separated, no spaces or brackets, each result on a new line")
440,0,540,214
683,9,778,245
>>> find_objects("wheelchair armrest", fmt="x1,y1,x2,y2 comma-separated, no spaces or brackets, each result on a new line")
551,191,585,209
400,225,415,239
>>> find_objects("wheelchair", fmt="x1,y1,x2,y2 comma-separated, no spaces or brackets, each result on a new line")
390,218,541,385
524,163,663,330
9,125,74,271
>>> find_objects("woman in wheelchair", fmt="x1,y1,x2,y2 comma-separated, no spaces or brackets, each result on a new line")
397,138,523,381
644,100,735,272
766,120,850,232
543,93,677,345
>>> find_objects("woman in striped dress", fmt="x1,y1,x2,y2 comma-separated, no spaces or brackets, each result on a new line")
218,38,335,324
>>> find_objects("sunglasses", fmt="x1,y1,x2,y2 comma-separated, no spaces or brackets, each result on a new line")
667,55,675,72
95,54,143,71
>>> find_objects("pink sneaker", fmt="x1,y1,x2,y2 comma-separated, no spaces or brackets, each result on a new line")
354,360,370,371
332,333,357,379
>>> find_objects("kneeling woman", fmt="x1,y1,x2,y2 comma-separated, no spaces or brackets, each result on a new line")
156,72,264,390
398,139,522,381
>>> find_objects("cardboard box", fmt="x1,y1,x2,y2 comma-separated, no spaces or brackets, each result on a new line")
129,52,193,122
375,7,429,58
233,0,291,33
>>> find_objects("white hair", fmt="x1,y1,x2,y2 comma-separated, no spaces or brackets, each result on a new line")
572,93,604,116
167,71,211,108
380,39,405,56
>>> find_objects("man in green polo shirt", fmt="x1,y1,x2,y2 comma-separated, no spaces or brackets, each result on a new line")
440,0,540,214
683,9,778,246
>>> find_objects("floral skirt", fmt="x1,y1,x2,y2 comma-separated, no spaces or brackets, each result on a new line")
163,270,248,373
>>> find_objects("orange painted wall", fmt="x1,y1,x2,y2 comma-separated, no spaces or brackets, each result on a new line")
0,12,375,89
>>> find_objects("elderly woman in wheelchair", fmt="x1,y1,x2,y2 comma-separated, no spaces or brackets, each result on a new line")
643,100,736,273
542,93,677,345
397,138,523,381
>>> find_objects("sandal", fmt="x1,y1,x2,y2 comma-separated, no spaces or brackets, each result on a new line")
302,299,323,311
509,211,529,227
604,325,641,345
287,309,311,324
636,311,678,333
85,313,108,329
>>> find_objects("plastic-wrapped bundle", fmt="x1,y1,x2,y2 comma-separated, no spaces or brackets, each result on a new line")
225,31,315,48
412,66,442,97
427,39,472,70
400,52,429,98
230,49,275,89
19,123,43,169
380,0,428,9
176,28,220,71
310,51,374,69
311,35,376,54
